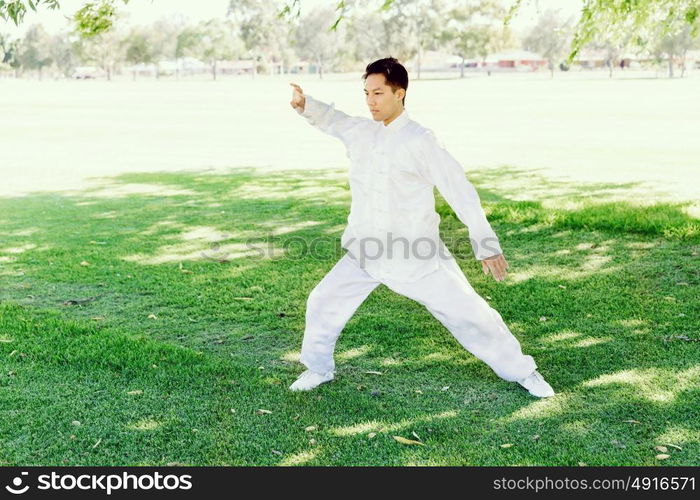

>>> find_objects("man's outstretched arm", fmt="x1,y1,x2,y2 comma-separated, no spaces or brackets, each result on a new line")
416,129,509,281
290,82,369,145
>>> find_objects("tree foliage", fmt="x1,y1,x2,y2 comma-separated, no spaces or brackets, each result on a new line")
2,0,699,79
227,0,296,76
508,0,700,62
278,0,700,64
440,0,515,77
17,23,53,77
294,5,347,78
179,19,243,79
522,9,574,76
5,0,699,62
0,0,129,39
0,0,59,25
73,19,126,79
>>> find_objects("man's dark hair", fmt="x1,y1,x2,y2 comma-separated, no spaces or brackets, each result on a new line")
362,57,409,107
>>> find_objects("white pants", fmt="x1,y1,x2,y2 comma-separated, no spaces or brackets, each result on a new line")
299,252,537,382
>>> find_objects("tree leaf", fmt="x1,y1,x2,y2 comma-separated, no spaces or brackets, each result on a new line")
500,443,515,448
393,436,424,446
655,454,670,460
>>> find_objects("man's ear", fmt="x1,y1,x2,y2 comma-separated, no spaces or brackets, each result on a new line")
396,88,405,102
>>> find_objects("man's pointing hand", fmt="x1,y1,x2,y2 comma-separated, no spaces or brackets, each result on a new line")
290,82,305,112
481,253,509,282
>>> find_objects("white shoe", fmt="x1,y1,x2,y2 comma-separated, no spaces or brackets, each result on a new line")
517,370,555,398
289,369,334,391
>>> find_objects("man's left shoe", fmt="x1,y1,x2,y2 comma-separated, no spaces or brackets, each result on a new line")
517,370,555,398
289,369,334,391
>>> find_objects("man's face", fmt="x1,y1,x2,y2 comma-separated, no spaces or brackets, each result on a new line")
364,73,404,122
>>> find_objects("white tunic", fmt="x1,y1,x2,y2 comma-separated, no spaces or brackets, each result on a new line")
297,95,502,283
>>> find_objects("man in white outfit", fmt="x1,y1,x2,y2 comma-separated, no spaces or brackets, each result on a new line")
288,57,554,398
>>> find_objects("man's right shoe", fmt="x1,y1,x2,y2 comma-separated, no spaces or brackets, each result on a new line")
517,370,555,398
289,369,334,391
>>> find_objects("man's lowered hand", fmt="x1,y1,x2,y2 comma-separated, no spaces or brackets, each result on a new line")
481,253,509,282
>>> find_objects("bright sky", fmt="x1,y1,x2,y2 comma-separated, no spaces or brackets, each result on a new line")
2,0,583,36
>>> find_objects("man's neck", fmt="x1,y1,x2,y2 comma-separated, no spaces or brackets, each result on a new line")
383,106,405,127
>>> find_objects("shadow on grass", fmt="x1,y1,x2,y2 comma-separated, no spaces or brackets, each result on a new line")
0,166,698,465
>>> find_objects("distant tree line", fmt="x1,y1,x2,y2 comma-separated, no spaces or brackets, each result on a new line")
1,0,698,79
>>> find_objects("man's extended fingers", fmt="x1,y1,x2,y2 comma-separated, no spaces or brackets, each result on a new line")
487,256,506,281
501,255,509,269
495,256,505,277
497,257,507,279
491,261,503,281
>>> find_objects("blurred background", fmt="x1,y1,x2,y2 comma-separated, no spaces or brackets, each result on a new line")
1,0,699,204
2,0,698,80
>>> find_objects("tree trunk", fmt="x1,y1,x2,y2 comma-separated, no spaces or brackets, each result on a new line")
132,69,136,81
668,56,674,78
318,57,323,80
417,46,422,79
212,61,216,80
156,65,160,79
460,55,464,78
680,50,687,78
481,57,490,76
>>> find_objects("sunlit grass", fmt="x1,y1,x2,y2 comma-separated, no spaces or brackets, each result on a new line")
0,167,698,466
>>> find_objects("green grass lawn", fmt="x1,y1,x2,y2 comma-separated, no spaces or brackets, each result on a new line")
0,166,698,466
